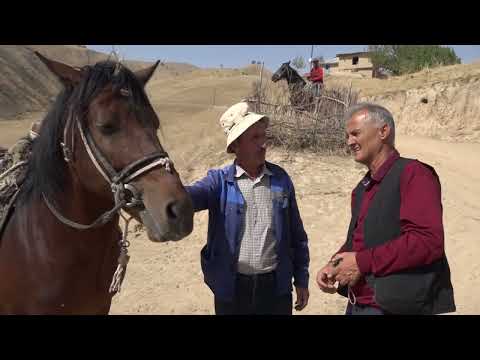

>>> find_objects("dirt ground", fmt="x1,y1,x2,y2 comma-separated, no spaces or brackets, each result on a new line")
84,133,476,315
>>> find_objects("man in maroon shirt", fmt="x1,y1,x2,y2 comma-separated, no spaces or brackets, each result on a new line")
316,103,455,315
305,58,324,97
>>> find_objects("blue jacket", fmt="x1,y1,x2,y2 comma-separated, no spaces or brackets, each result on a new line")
186,161,310,302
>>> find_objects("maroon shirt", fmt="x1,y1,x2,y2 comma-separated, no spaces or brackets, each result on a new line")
305,67,324,83
337,150,445,307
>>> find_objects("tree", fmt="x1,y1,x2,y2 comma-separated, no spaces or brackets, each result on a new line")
368,45,461,76
291,56,306,70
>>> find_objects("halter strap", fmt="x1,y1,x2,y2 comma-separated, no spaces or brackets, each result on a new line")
44,112,172,230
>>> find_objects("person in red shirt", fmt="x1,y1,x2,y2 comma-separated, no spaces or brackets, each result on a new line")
316,102,455,315
305,58,323,97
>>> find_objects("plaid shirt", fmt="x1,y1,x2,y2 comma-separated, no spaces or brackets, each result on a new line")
235,165,278,275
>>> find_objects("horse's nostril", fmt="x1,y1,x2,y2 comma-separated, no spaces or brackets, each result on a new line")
166,201,179,220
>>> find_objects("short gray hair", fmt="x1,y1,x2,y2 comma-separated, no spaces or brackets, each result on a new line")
344,102,396,146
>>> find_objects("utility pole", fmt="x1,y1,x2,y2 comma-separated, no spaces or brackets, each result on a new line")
310,45,314,69
258,61,264,111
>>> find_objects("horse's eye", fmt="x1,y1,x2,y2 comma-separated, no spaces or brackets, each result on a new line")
98,123,118,135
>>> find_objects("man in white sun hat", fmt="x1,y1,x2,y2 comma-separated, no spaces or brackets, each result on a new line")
186,101,310,315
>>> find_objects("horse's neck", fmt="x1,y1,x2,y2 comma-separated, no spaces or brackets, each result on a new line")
14,175,120,248
1,193,120,313
287,69,305,85
56,175,118,228
15,181,120,282
288,82,304,92
286,71,305,94
288,80,305,96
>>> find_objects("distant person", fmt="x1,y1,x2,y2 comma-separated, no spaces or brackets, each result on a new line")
316,103,456,315
186,101,310,315
305,57,324,97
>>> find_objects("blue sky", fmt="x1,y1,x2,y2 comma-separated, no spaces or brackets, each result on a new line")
87,45,480,72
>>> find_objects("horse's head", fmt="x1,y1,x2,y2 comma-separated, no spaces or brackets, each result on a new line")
271,61,291,82
34,52,194,242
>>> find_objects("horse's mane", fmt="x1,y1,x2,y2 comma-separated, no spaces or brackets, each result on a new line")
286,64,306,86
18,61,155,206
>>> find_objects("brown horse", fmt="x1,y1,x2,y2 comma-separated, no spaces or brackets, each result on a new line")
0,52,194,314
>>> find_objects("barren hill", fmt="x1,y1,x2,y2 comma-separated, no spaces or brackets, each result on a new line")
0,45,198,119
326,62,480,142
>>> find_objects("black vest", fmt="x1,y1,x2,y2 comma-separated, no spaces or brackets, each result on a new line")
339,157,456,314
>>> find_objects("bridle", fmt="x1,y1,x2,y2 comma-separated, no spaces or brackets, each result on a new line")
42,89,172,293
44,108,171,229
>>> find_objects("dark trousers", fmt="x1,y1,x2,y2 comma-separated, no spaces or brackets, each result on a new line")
345,303,386,315
214,272,292,315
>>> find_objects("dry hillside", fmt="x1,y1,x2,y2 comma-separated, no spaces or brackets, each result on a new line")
0,45,198,120
326,62,480,142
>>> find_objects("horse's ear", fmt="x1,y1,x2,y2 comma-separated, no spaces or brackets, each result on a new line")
34,51,82,86
287,61,291,65
135,61,160,86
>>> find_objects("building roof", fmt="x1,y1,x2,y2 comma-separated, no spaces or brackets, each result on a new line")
336,51,372,58
323,57,338,64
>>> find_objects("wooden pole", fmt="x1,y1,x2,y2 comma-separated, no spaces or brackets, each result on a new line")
259,61,264,85
258,62,264,111
310,45,314,69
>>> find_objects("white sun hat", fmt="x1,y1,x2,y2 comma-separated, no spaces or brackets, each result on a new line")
219,102,268,153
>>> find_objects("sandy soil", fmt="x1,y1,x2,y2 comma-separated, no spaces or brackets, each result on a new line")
101,134,480,315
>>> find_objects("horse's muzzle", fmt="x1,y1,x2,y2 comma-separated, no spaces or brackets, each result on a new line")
140,192,194,242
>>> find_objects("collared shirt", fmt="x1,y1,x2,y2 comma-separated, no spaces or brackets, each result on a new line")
336,150,444,307
306,67,324,83
235,164,278,275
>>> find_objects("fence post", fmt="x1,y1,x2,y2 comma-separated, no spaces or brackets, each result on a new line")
212,88,216,107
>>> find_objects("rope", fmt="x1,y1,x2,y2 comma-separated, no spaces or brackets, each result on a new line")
0,161,28,182
109,212,133,294
43,193,126,230
123,157,171,183
348,286,357,305
329,257,357,305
